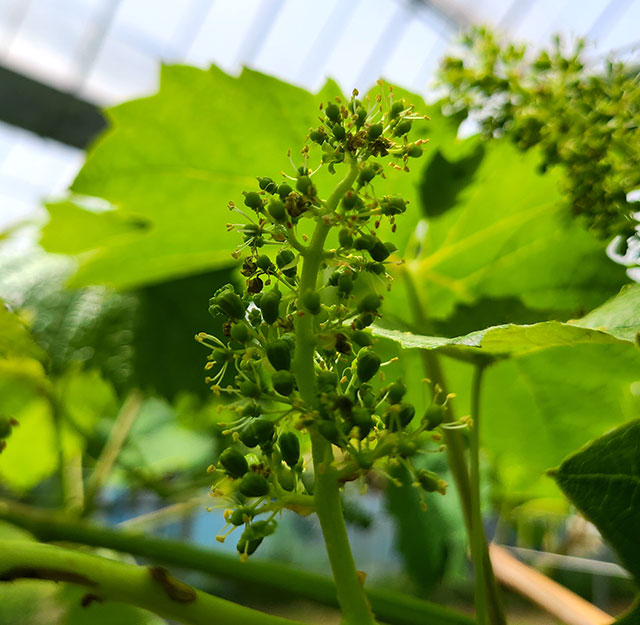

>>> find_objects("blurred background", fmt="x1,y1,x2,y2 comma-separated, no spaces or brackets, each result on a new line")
0,2,639,624
1,0,640,239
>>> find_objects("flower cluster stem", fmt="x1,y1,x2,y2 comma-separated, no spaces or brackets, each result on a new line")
293,155,376,625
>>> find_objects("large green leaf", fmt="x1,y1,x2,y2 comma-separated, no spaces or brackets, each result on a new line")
373,284,640,495
40,66,344,289
577,282,640,342
550,420,640,582
404,139,627,321
371,283,640,364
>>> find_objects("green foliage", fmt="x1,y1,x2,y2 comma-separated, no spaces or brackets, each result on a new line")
400,139,628,323
40,67,343,289
373,282,640,363
0,300,45,361
377,284,640,495
385,464,449,593
440,27,640,249
551,419,640,582
0,253,233,399
551,420,640,624
1,49,638,625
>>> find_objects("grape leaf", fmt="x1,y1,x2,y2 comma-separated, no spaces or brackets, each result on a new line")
550,419,640,583
372,284,640,495
404,139,627,321
40,66,344,289
371,283,640,364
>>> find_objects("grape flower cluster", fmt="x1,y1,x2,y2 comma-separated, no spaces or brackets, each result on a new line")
198,85,453,560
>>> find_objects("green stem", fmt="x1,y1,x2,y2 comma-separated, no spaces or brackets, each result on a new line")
403,269,505,625
0,540,303,625
293,154,375,625
84,389,143,514
0,499,474,625
470,364,488,625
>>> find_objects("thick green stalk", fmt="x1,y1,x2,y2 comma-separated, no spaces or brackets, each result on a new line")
403,269,505,625
0,499,473,625
470,365,488,625
0,540,303,625
293,155,376,625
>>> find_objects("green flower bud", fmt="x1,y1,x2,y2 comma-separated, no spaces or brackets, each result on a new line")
337,273,353,294
390,101,405,118
301,290,321,315
397,438,418,458
369,239,390,262
229,507,253,526
387,380,406,403
213,288,245,320
394,119,412,136
407,145,423,158
385,402,415,431
333,125,346,140
309,129,326,144
342,191,359,210
240,418,275,448
276,249,295,269
366,262,386,275
230,322,251,343
424,404,446,430
277,466,295,491
416,469,447,494
338,229,353,248
238,472,270,497
355,107,367,128
352,406,373,439
256,254,273,272
296,175,314,195
238,378,260,398
258,177,278,193
272,370,295,396
353,312,374,329
354,234,375,250
219,448,249,479
367,123,383,140
259,288,282,325
241,401,261,418
350,330,373,347
244,191,262,209
236,532,263,557
358,166,376,185
356,350,381,382
265,339,291,371
278,432,300,468
380,195,406,215
326,103,340,122
268,198,287,222
278,183,293,200
357,293,382,313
